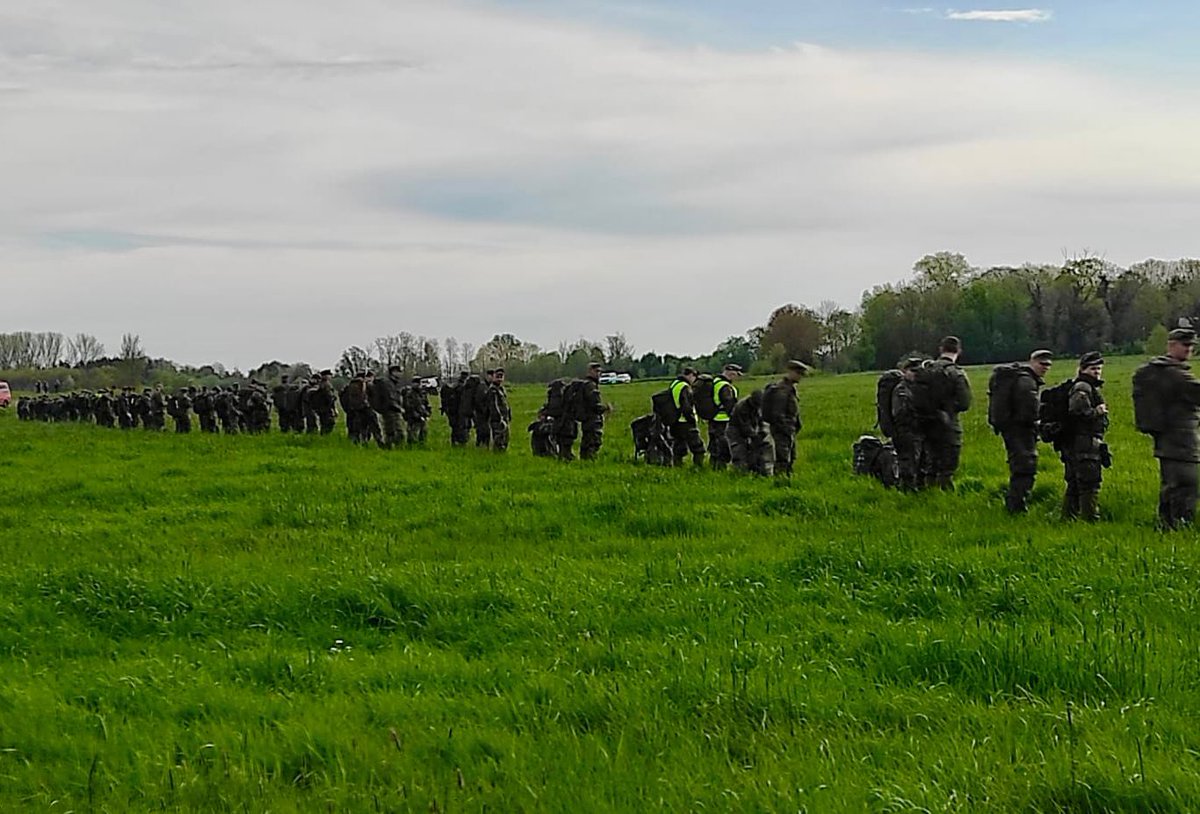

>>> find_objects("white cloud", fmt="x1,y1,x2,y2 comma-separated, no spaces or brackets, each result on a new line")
945,9,1053,22
1,0,1196,368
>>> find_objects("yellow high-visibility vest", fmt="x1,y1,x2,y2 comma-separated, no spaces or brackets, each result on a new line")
713,378,736,422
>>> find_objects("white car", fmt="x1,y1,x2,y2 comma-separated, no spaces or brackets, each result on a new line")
614,373,632,384
598,372,618,385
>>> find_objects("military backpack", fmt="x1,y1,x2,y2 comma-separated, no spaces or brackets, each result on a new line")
544,378,587,421
693,374,719,421
852,434,899,488
875,369,904,438
986,363,1024,432
1037,379,1075,443
1132,362,1169,435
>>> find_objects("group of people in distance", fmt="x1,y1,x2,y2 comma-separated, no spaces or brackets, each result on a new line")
13,325,1200,529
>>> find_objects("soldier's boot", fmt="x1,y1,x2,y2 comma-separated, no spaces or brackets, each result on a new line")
1080,492,1100,522
1006,476,1033,514
1062,491,1080,520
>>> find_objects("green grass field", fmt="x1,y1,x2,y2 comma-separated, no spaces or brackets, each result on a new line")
2,357,1198,812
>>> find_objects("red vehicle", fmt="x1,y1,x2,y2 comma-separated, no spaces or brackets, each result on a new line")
0,381,10,408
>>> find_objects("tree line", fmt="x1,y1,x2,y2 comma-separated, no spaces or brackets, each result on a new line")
4,253,1198,390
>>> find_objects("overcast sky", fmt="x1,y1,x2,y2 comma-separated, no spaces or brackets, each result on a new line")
4,1,1199,369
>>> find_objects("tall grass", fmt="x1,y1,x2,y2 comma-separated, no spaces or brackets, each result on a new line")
0,358,1197,811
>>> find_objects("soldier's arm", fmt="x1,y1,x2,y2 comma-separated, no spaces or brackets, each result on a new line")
954,369,973,413
1178,371,1200,407
1068,382,1098,418
718,384,736,414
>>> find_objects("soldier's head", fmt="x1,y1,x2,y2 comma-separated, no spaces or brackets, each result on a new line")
586,362,602,381
1028,349,1053,379
784,360,810,382
938,336,961,361
680,366,698,384
1168,327,1196,361
484,369,495,382
722,363,744,381
320,369,333,380
901,357,923,382
281,375,290,384
493,367,505,384
1078,351,1104,379
458,370,469,381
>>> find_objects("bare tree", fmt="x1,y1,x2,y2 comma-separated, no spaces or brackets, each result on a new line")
460,342,475,371
604,333,635,366
67,333,106,366
117,333,146,386
442,337,460,374
373,335,403,369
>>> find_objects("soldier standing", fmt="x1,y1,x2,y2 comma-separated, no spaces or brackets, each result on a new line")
272,376,293,432
313,370,337,434
762,360,809,476
473,370,494,448
1133,327,1200,530
404,376,431,444
169,388,193,433
990,350,1052,514
708,364,742,469
890,357,928,491
372,366,406,448
1061,352,1109,521
441,372,469,445
668,367,706,466
485,368,512,451
579,362,607,460
922,336,973,490
146,385,167,430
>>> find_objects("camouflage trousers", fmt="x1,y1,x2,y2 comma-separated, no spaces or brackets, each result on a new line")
580,417,604,460
406,419,427,444
770,426,796,476
923,426,962,490
1062,453,1102,521
380,411,405,448
1158,458,1198,531
490,419,510,452
892,429,925,491
671,421,705,466
173,415,191,434
451,415,472,446
1002,426,1039,513
707,420,731,469
474,411,492,447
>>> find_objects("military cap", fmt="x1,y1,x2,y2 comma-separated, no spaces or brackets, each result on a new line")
681,366,699,376
485,368,495,376
411,375,422,383
1030,349,1054,363
388,364,403,374
355,370,367,378
723,363,744,373
1079,351,1104,367
1169,328,1196,344
493,366,505,374
319,369,333,376
587,361,602,370
785,360,811,374
901,357,924,371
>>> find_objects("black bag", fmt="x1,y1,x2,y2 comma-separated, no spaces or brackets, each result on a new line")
876,370,903,438
986,363,1024,432
651,388,679,424
1037,379,1075,443
693,374,718,421
1132,362,1168,435
852,434,899,488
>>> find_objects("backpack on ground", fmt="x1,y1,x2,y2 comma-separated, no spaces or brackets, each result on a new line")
875,369,903,438
852,434,899,488
1132,362,1169,435
631,413,672,465
1037,379,1075,444
986,363,1024,432
650,388,679,425
693,374,718,421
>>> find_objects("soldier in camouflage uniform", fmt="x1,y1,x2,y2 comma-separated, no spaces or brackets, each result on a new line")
727,390,774,476
762,360,809,476
473,370,494,448
485,368,512,451
370,365,406,448
404,376,431,444
145,385,167,430
996,350,1052,514
216,386,240,435
194,387,219,433
313,370,337,434
94,390,116,428
168,388,193,433
1135,328,1200,530
890,357,927,491
668,367,706,466
579,362,607,460
272,376,293,432
441,372,469,445
922,336,973,490
1060,352,1108,521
